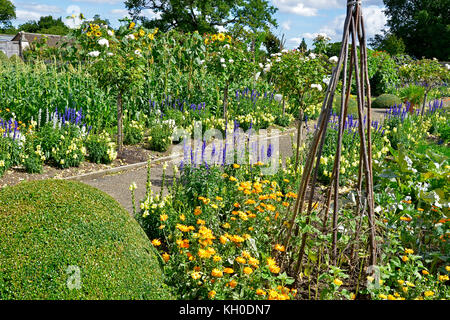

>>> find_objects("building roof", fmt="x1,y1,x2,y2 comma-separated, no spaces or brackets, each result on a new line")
0,34,15,41
11,32,67,47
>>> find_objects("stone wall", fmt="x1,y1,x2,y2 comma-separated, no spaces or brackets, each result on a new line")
0,41,20,58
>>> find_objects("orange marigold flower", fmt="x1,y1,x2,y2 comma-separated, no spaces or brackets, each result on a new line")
211,268,223,278
243,267,253,275
151,239,161,246
208,290,216,299
223,268,234,274
275,244,285,252
162,252,170,262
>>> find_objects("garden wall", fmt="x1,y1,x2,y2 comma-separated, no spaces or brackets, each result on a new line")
0,41,20,58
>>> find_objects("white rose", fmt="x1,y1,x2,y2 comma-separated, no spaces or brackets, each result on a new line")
98,38,109,47
87,51,100,57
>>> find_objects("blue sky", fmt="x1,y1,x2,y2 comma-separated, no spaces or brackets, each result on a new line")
10,0,388,48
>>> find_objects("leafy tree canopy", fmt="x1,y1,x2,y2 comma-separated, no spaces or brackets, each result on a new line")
18,16,70,35
378,0,450,60
0,0,15,28
125,0,277,34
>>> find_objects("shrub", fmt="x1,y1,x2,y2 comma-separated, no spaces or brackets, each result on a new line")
0,137,21,177
398,85,425,107
21,137,45,174
86,132,117,164
333,94,358,116
0,180,172,300
145,123,173,152
124,120,144,145
372,94,402,109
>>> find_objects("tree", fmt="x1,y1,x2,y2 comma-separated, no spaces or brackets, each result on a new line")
19,16,69,35
0,0,15,28
369,33,406,56
263,31,282,55
378,0,449,60
297,38,307,53
125,0,277,34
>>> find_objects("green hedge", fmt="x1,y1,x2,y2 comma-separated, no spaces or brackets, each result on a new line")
0,180,172,300
372,94,402,109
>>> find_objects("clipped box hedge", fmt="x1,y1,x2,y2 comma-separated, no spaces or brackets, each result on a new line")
0,180,172,300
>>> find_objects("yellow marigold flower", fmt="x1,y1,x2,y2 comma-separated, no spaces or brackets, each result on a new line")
129,22,136,29
223,267,234,274
422,270,429,275
191,272,202,280
400,216,412,222
179,214,186,221
151,239,161,246
229,176,237,182
424,291,434,297
194,206,202,216
160,214,168,222
216,196,223,201
248,257,259,267
233,163,240,169
446,266,450,272
228,279,238,288
256,289,266,296
211,203,218,209
438,275,449,282
222,222,231,229
379,293,387,299
220,235,228,244
213,255,222,262
236,256,246,264
397,280,404,285
275,244,285,252
269,264,280,274
401,255,409,262
211,268,223,277
243,267,253,275
404,248,414,254
333,278,343,286
208,290,216,299
248,227,254,231
387,294,396,300
162,252,170,262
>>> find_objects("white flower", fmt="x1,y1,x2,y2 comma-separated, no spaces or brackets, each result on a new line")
98,38,109,47
323,76,331,85
134,49,142,57
309,52,316,59
107,52,114,56
255,72,261,81
220,57,225,63
87,51,100,57
129,182,137,191
274,94,283,102
276,57,281,62
107,30,114,36
221,64,227,68
311,83,323,91
228,59,234,63
259,63,264,68
329,56,338,63
224,44,230,49
125,34,135,40
281,49,288,53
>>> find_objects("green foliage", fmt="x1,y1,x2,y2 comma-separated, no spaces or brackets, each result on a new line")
372,93,402,109
398,85,425,107
0,0,15,27
369,33,406,56
0,180,172,299
18,16,69,35
146,122,173,152
85,132,117,164
125,0,278,35
367,49,401,96
263,31,281,56
332,94,358,115
382,0,449,60
124,119,144,145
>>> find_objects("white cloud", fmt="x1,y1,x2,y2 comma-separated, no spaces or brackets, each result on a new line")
288,37,302,45
72,0,122,4
17,3,62,14
272,0,318,16
282,21,291,31
15,10,45,21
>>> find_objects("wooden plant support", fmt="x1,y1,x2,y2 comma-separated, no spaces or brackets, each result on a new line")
283,0,377,278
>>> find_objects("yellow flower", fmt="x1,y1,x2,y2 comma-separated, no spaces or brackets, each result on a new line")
333,278,343,286
387,294,396,300
139,29,145,37
213,255,222,262
236,257,246,264
446,266,450,272
216,196,223,201
179,214,186,221
422,270,429,275
228,279,238,288
243,267,253,275
211,268,223,278
211,34,218,41
274,244,285,252
211,203,218,209
233,163,240,169
424,291,434,297
162,252,170,262
129,22,136,29
194,206,202,216
401,255,409,262
208,290,216,299
218,33,225,41
223,267,234,274
151,239,161,246
256,289,266,296
438,275,449,282
404,248,414,255
379,293,387,299
160,214,168,222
